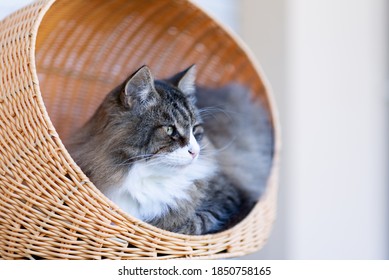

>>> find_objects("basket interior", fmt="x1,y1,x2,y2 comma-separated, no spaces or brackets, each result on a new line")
35,0,270,143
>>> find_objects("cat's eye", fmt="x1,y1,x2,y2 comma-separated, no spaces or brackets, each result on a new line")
165,126,175,136
193,125,204,140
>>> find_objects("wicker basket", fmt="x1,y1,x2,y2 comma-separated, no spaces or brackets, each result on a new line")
0,0,280,259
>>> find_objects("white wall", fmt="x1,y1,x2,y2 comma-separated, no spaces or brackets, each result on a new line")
190,0,239,34
286,0,388,259
241,0,388,259
0,1,33,20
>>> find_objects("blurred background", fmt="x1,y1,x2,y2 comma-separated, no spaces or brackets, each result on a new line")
1,0,388,259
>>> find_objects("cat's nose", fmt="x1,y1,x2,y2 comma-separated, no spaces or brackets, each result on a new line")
188,147,199,159
188,132,200,159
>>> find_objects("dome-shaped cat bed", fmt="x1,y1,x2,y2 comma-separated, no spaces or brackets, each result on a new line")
0,0,280,259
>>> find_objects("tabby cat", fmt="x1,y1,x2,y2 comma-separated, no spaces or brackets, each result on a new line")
67,65,273,235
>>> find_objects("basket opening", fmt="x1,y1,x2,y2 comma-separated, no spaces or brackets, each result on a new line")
33,0,274,235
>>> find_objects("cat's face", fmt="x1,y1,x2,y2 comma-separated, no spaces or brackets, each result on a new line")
136,79,204,168
108,65,204,169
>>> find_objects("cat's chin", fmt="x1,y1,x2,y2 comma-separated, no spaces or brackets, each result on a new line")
162,160,196,170
160,155,198,170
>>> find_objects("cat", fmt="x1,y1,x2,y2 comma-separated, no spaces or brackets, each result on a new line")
67,65,273,235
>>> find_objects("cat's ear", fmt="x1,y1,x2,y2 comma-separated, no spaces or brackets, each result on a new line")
169,65,197,98
121,65,158,109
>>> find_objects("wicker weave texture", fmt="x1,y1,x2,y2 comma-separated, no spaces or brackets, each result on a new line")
0,0,280,259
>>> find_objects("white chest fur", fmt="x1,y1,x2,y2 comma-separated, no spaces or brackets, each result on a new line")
105,156,217,221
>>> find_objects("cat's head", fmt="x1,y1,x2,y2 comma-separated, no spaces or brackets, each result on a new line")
104,65,205,169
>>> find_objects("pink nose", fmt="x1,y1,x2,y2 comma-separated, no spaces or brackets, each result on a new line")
188,149,198,158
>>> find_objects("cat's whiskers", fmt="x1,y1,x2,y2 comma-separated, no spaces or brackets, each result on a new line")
199,107,224,119
110,153,166,168
200,135,237,157
198,106,235,121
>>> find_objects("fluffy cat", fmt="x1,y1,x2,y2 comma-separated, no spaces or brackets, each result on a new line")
67,65,273,235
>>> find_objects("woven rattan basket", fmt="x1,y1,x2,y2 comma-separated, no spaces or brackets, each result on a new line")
0,0,280,259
